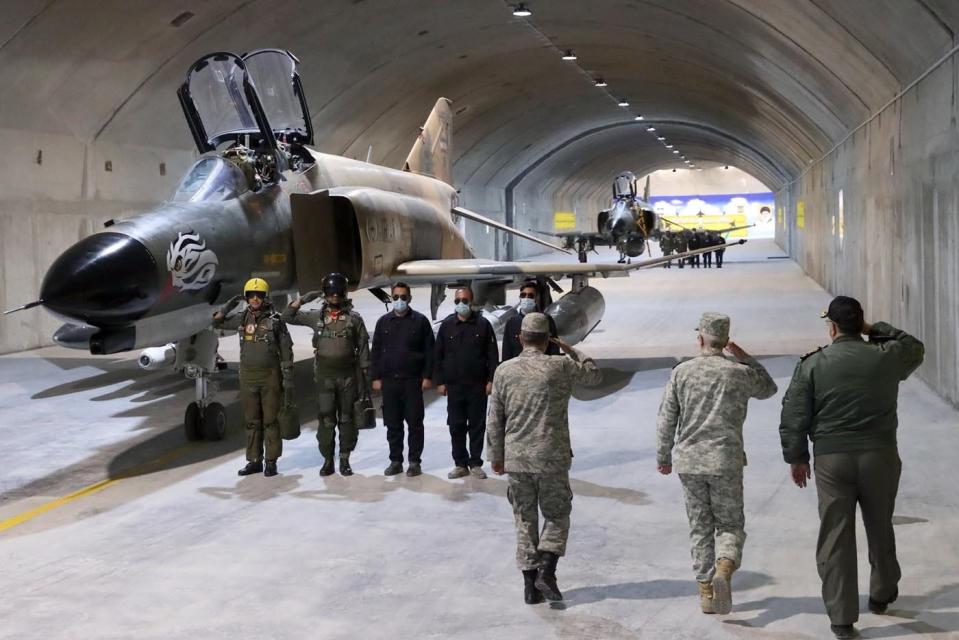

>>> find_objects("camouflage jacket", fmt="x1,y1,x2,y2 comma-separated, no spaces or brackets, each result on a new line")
656,351,777,474
487,346,602,474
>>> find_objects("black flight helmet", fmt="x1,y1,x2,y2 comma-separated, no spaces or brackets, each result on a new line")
322,272,349,303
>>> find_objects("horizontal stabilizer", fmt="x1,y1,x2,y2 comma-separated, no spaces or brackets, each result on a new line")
453,207,570,254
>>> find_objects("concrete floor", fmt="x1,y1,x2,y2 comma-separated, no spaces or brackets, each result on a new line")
1,240,957,639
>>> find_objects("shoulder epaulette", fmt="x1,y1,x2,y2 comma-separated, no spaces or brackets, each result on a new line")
800,346,824,361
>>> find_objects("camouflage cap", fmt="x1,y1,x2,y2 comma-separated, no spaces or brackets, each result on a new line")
521,312,550,334
695,311,730,341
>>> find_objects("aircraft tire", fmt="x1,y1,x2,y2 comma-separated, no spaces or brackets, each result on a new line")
184,402,202,441
202,402,227,441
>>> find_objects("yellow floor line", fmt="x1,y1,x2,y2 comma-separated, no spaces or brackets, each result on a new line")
0,478,118,533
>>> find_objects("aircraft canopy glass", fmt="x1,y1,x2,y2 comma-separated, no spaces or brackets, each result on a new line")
185,54,259,148
172,157,249,203
613,172,637,198
243,50,312,144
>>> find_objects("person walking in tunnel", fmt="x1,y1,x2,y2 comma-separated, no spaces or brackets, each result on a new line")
370,282,435,478
434,287,499,479
657,312,777,615
779,296,924,640
502,280,560,363
212,278,294,478
285,273,370,477
488,313,602,604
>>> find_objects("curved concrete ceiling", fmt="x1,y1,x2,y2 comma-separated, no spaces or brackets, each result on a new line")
2,0,956,195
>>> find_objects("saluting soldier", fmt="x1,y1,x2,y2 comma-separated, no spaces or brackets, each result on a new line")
674,230,688,268
434,287,499,479
779,296,924,640
657,312,777,615
659,232,674,268
285,272,370,477
370,282,435,478
714,233,727,269
212,278,294,478
501,281,560,363
488,313,602,604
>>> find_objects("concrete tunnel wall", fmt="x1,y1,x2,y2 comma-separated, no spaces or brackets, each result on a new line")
776,50,959,407
0,0,958,409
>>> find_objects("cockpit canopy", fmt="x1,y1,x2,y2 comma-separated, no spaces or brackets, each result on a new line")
171,156,249,203
612,172,638,199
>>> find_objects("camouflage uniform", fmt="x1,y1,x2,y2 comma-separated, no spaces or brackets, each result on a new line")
283,301,370,460
656,312,777,581
487,326,602,570
214,301,294,463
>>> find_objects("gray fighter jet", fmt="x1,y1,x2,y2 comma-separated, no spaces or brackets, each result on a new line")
6,50,734,441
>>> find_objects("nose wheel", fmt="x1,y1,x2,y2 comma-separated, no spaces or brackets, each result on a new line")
177,329,225,442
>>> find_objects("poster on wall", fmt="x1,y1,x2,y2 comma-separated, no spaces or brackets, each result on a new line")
649,192,775,239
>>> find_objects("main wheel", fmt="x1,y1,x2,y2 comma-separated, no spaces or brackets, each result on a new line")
202,402,227,441
184,402,202,441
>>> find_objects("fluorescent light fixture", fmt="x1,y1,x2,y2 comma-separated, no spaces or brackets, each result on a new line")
633,115,644,121
657,136,665,141
646,126,655,132
618,98,629,107
512,3,532,17
562,50,577,61
672,150,680,154
594,78,608,87
665,144,673,149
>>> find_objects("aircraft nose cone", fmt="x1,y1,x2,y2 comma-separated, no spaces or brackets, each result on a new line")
40,232,161,326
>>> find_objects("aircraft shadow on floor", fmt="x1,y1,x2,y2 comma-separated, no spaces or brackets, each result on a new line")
724,581,959,636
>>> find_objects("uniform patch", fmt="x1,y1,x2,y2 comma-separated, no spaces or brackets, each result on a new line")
800,346,824,361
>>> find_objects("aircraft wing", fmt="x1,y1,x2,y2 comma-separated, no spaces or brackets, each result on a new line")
529,229,595,239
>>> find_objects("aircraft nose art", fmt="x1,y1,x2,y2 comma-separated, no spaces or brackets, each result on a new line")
40,232,161,326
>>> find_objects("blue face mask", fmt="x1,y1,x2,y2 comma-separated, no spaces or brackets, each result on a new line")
392,298,409,314
518,298,536,314
455,302,471,317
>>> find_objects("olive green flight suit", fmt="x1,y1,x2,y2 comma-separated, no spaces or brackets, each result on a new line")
214,302,294,463
284,302,370,460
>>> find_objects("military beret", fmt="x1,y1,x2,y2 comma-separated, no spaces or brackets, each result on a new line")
695,312,730,341
521,312,550,334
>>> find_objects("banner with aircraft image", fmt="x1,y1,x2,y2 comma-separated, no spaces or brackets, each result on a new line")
650,192,775,239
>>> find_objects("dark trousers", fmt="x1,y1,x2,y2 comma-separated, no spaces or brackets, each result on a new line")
814,448,902,625
316,374,358,459
716,249,724,267
383,378,425,464
703,251,712,267
446,382,487,467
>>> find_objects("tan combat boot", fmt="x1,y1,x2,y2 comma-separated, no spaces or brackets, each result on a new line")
711,558,736,614
698,581,715,614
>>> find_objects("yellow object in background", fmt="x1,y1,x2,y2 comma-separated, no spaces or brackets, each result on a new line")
797,201,806,229
660,214,750,237
553,211,576,230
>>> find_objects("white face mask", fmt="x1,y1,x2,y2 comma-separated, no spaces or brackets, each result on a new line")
518,298,536,314
455,302,471,317
392,298,409,314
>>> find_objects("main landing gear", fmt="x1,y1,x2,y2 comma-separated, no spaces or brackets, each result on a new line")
177,328,227,441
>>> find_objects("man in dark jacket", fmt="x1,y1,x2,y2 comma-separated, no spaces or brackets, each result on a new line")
501,281,560,362
434,287,499,479
779,296,924,639
371,282,435,478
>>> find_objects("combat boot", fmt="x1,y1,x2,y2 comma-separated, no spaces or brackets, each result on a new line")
339,455,353,476
319,459,335,476
406,463,422,477
238,461,263,476
264,460,278,477
711,558,736,614
830,624,858,639
698,581,715,614
534,552,563,601
523,570,544,605
384,462,403,476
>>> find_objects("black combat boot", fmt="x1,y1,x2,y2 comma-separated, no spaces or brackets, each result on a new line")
523,570,545,605
264,460,278,477
830,624,857,639
535,552,563,601
384,462,403,476
238,461,263,476
868,587,897,614
319,459,335,476
339,456,353,476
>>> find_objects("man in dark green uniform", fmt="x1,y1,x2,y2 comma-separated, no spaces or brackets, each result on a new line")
779,296,924,639
212,277,294,478
285,273,370,477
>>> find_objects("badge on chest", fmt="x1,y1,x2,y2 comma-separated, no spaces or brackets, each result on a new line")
244,323,256,341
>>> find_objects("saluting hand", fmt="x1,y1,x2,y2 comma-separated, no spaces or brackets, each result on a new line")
421,379,433,391
550,337,573,354
791,463,811,488
657,464,672,475
437,384,447,396
725,341,749,362
485,382,493,396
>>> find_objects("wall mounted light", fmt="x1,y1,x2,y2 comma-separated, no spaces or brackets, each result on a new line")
562,50,577,61
646,126,656,132
633,115,644,121
617,98,629,107
513,3,532,17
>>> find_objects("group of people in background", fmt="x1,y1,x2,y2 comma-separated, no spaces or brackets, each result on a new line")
658,228,727,268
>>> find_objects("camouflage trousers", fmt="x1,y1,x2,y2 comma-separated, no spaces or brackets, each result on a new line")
239,368,283,463
679,472,746,582
316,374,357,460
507,471,573,570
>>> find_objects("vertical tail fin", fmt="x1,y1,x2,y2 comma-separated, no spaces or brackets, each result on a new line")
403,98,452,185
643,175,651,201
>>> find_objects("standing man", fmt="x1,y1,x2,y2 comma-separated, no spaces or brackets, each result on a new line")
501,281,560,362
714,233,727,269
687,230,700,268
674,230,688,269
370,282,435,478
284,272,370,477
702,232,714,268
212,278,294,478
488,313,602,603
659,232,674,268
779,296,924,640
434,287,499,479
657,312,777,615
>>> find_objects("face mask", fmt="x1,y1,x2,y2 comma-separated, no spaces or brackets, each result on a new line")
393,298,409,313
455,302,471,317
518,298,536,314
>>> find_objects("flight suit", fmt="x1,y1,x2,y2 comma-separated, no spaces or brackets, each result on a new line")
659,233,673,268
284,302,370,461
214,302,293,464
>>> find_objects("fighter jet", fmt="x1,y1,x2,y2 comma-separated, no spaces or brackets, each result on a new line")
6,49,734,441
534,172,660,264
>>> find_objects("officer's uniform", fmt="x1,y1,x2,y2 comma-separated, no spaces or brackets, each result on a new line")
434,311,499,470
502,312,560,362
370,307,435,466
715,235,726,268
702,233,714,268
659,233,673,268
674,232,688,268
779,317,924,627
656,313,777,591
284,301,370,463
214,299,293,466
